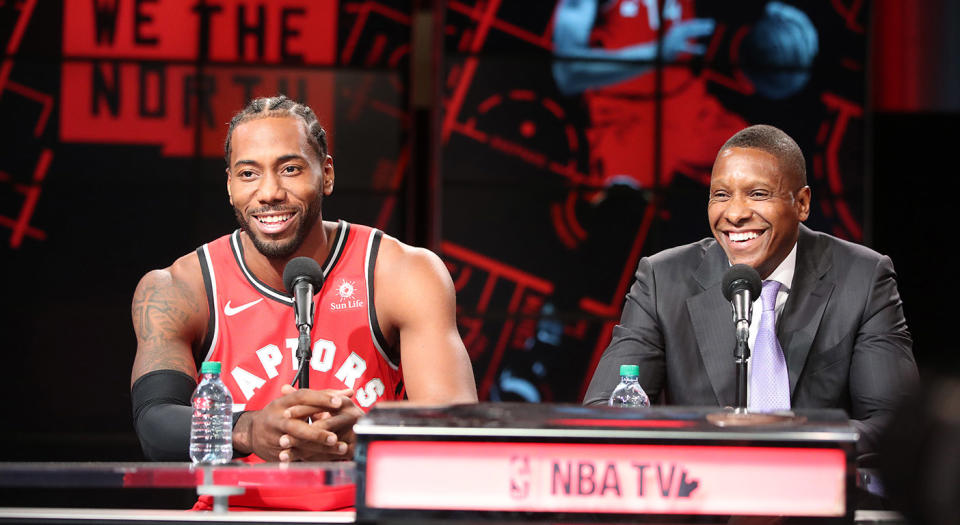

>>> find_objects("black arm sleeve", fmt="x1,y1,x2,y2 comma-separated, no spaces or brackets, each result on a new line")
131,370,196,461
131,369,247,461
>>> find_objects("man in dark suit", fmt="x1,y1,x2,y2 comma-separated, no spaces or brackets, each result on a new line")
583,124,917,454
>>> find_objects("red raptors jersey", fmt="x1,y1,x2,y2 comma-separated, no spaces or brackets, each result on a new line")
193,221,403,510
587,0,696,96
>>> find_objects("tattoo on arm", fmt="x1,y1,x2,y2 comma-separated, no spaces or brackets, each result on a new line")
132,273,202,380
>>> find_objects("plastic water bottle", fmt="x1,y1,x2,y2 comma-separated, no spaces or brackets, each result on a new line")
190,361,233,464
608,364,650,407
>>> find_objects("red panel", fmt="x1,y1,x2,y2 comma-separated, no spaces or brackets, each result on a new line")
60,0,339,158
872,0,920,111
64,0,199,60
206,0,337,64
63,0,336,65
59,64,334,158
366,441,847,517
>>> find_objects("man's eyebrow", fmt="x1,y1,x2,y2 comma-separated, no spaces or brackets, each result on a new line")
233,155,304,169
276,154,305,164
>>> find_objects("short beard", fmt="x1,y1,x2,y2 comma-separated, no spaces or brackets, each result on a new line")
234,195,323,260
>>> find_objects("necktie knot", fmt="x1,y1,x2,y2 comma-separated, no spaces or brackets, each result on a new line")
761,280,781,312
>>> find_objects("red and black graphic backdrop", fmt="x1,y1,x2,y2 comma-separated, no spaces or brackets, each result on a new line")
0,0,868,450
438,0,866,403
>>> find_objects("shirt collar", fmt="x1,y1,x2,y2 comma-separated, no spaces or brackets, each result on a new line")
765,242,797,292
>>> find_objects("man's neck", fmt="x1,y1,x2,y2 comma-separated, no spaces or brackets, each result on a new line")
763,243,798,289
241,219,335,291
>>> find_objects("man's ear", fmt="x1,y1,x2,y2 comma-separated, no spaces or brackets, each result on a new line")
322,155,335,196
226,168,233,206
796,185,811,221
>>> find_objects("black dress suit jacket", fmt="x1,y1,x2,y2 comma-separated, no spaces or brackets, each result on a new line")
583,225,918,454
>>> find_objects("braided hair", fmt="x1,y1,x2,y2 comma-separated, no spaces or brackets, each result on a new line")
224,95,328,167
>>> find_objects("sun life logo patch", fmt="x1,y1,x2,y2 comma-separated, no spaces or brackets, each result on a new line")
330,278,364,311
337,279,356,300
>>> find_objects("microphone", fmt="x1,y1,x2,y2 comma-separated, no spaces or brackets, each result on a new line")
721,264,762,344
283,257,324,390
282,257,325,331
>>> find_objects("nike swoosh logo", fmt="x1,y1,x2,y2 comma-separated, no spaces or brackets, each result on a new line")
224,298,263,316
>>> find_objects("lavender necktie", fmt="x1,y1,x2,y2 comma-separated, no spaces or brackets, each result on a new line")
750,280,791,411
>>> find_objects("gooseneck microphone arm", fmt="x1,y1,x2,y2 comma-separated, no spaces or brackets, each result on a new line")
283,257,325,390
292,278,315,389
733,294,752,345
733,290,753,411
721,264,762,410
296,326,311,389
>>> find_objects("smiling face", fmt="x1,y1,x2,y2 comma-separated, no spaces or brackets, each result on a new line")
226,116,335,259
707,147,810,279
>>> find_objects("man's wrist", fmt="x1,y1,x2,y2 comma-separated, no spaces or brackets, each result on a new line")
232,411,253,455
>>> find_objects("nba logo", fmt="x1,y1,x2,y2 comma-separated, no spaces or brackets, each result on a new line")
509,456,531,499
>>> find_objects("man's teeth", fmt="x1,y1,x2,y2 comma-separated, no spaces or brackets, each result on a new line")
257,214,292,224
729,231,760,242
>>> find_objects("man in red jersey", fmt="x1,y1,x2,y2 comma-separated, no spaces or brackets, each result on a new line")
130,95,478,509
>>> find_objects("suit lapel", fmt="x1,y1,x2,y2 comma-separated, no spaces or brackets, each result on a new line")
778,225,835,397
687,243,737,406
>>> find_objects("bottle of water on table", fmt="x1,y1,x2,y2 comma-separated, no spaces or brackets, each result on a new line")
608,364,650,407
190,361,233,464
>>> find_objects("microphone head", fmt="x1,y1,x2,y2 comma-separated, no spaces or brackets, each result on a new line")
282,256,325,295
721,264,762,301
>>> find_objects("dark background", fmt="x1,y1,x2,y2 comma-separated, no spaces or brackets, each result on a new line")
0,0,957,508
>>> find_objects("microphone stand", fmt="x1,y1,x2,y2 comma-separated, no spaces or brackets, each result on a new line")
294,325,312,389
292,325,314,425
734,322,750,410
732,290,753,411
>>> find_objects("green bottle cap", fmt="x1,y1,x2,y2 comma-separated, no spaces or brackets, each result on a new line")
200,361,221,374
619,364,639,377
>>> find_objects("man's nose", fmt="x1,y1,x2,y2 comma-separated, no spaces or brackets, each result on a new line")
724,195,752,224
256,172,286,203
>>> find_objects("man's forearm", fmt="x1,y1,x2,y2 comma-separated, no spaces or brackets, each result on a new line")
132,369,250,460
131,370,195,460
553,41,658,95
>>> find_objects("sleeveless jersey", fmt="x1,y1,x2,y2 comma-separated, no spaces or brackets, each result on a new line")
193,221,403,510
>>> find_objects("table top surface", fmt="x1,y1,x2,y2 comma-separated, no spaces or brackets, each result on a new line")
0,461,355,489
355,402,859,443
